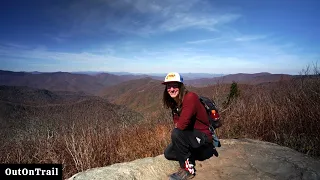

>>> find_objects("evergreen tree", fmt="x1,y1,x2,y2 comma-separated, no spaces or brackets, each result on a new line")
226,81,240,105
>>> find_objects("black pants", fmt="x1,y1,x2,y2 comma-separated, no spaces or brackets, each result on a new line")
164,128,216,168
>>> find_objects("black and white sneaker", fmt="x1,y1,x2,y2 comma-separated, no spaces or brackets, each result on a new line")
169,168,195,180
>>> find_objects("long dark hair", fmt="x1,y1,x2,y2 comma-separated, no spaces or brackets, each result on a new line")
162,83,189,110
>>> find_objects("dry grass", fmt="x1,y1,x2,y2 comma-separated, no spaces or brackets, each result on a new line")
215,72,320,156
0,69,319,179
0,119,173,179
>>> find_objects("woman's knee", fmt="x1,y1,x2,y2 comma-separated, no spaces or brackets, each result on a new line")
164,145,170,159
171,128,183,141
164,148,171,160
164,144,176,160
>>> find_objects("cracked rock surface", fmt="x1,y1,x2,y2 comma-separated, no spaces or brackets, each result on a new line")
67,138,320,180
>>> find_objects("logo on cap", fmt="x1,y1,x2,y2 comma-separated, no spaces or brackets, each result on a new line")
166,73,176,80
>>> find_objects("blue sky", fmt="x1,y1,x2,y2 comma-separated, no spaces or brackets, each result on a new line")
1,0,319,74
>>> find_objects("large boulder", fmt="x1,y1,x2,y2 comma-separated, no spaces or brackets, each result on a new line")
67,139,320,180
67,154,179,180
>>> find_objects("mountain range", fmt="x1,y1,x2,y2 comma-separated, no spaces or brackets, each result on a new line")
0,85,144,140
0,70,295,95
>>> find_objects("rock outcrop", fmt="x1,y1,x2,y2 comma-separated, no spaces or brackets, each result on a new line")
67,139,320,180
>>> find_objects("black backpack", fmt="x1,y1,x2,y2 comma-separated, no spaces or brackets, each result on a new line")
199,96,222,148
199,96,222,131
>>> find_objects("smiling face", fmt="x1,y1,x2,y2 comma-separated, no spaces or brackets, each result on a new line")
166,82,180,99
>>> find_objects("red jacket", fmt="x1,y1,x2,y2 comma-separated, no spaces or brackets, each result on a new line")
173,91,212,141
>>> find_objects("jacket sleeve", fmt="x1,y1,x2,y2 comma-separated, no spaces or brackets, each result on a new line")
176,93,197,130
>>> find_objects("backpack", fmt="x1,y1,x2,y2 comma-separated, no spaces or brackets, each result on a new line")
199,96,222,147
199,96,222,130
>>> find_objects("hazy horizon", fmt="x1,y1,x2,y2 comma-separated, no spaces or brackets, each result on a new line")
1,69,294,76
